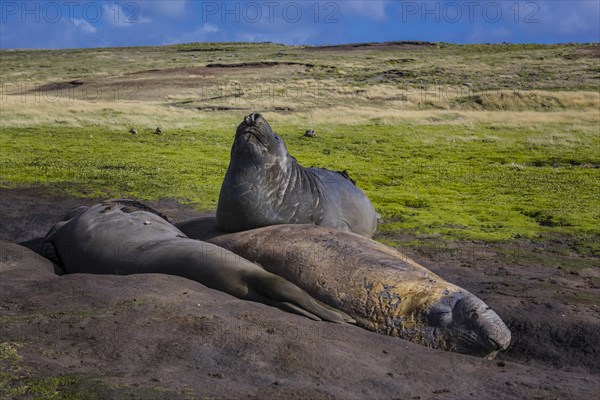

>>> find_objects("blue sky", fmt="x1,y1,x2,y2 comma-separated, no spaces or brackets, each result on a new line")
0,1,598,48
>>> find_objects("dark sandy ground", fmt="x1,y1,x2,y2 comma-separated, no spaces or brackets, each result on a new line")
1,187,598,399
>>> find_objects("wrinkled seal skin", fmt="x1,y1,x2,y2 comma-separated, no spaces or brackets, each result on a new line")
41,200,354,324
180,221,511,358
216,113,378,237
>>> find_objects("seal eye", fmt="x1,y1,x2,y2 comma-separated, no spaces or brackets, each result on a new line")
428,310,452,327
436,311,452,326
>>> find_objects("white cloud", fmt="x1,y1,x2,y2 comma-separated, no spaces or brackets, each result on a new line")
201,23,219,34
237,33,261,42
461,0,599,43
72,19,97,34
103,4,152,27
548,2,600,36
233,24,322,46
341,0,390,21
162,24,220,45
189,23,220,37
138,0,188,19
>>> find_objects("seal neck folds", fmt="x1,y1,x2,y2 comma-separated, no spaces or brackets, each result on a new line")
217,112,378,237
218,114,323,231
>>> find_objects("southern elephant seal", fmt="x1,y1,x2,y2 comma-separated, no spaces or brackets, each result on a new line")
179,221,511,358
41,200,353,323
216,113,378,237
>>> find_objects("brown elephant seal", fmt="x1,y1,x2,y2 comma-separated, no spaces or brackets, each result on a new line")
216,113,378,237
178,220,511,358
41,200,353,323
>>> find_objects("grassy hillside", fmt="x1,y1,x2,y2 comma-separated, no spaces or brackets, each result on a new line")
1,42,598,251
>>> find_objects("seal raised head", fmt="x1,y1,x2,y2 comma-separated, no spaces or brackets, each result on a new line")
216,113,379,237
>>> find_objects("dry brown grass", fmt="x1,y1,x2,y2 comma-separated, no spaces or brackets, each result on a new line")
0,97,209,129
2,91,598,131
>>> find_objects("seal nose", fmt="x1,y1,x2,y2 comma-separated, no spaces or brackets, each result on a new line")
455,295,511,352
245,113,262,124
480,308,511,351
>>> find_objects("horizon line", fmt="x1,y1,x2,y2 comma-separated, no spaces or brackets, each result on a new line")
1,40,599,52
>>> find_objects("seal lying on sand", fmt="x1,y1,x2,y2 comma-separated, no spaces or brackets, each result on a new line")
41,200,353,323
216,113,379,237
179,221,511,358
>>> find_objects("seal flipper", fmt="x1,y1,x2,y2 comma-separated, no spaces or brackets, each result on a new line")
40,241,61,266
243,287,321,321
62,205,89,221
335,169,356,185
41,220,69,267
315,299,356,324
246,274,352,324
274,301,322,322
42,205,89,264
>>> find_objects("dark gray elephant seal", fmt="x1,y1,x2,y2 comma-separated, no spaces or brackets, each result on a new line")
42,200,354,323
178,219,511,358
216,113,379,237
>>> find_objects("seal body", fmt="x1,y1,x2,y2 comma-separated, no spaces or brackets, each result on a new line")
180,220,511,358
216,113,378,237
42,200,353,323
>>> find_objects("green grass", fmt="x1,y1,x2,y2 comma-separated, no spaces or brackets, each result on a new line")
1,375,195,400
2,120,598,243
1,330,194,399
1,371,195,400
1,41,599,252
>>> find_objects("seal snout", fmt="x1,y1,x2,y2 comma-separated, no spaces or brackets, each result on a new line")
244,112,263,126
454,295,511,355
236,113,273,149
427,293,511,357
238,113,267,136
479,307,511,351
